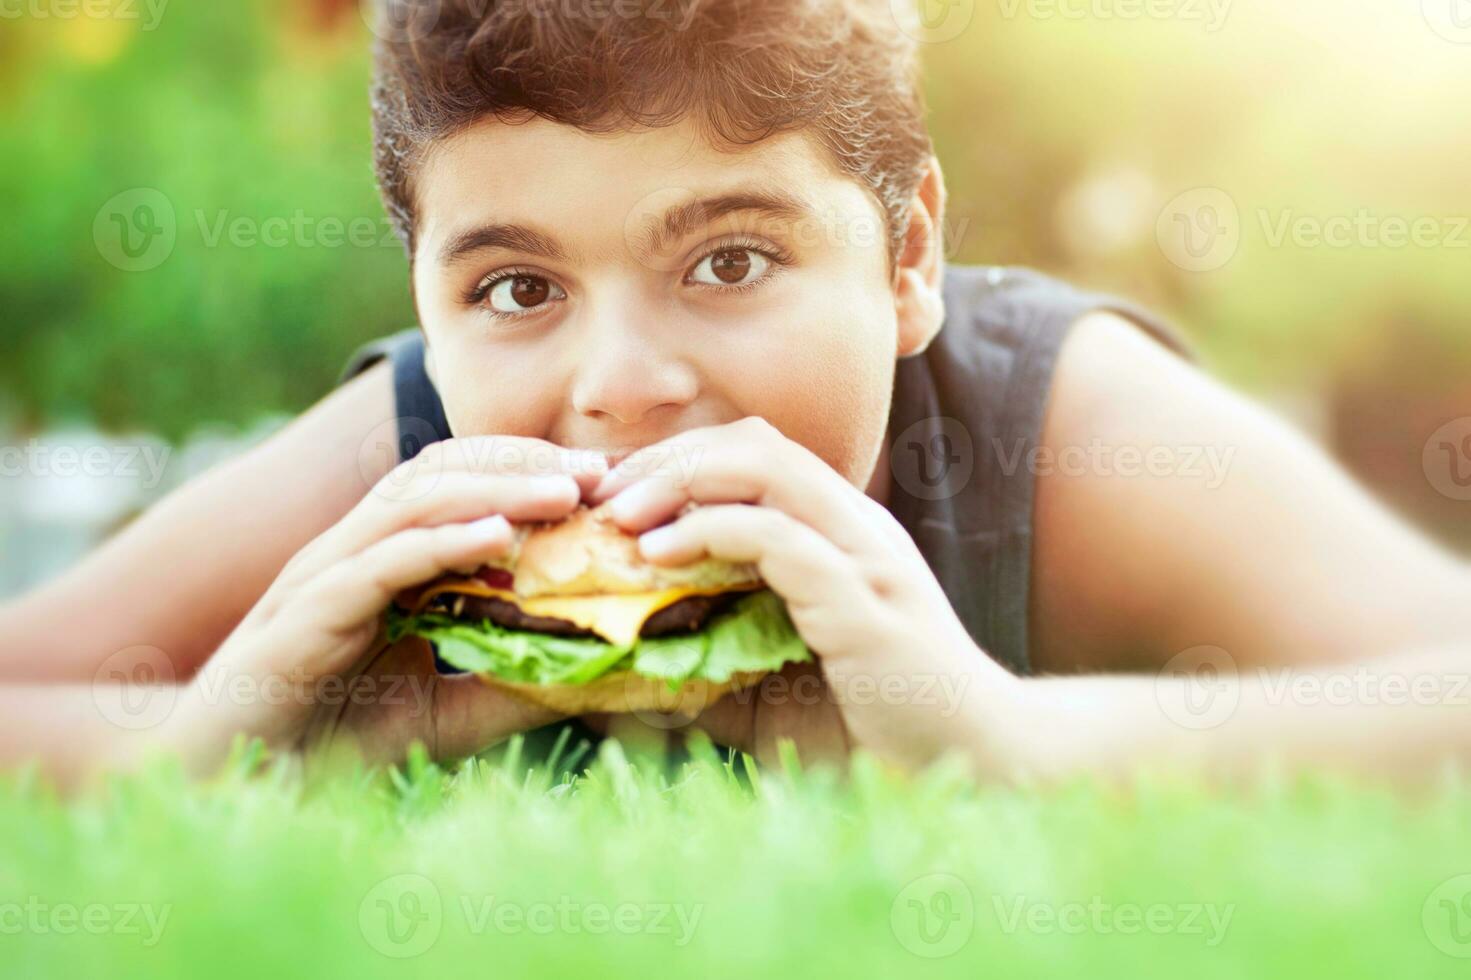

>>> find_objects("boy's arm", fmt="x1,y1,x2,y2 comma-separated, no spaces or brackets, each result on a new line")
954,644,1471,787
0,685,188,788
1030,311,1471,675
0,362,397,683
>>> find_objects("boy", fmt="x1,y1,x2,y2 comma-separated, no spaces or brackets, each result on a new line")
2,0,1469,783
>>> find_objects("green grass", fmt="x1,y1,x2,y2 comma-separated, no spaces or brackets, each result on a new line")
4,728,1471,978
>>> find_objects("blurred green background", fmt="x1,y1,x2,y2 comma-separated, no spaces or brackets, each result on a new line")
2,0,1469,542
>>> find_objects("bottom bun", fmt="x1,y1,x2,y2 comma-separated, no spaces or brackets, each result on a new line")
478,669,769,716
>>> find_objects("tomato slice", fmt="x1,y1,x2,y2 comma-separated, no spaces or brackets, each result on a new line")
475,567,514,590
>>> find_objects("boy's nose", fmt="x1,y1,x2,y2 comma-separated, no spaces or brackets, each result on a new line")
569,309,698,427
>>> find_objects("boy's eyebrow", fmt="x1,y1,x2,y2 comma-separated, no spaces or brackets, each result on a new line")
639,191,811,255
438,224,569,266
436,189,811,267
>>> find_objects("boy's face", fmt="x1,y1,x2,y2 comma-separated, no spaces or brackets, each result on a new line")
410,116,907,494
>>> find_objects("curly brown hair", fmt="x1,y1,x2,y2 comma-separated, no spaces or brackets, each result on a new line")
369,0,933,265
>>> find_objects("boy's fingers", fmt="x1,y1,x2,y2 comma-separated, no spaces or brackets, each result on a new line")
602,478,695,529
592,418,809,502
593,418,874,555
293,472,581,583
301,516,519,637
413,436,608,494
354,470,580,547
636,504,861,613
297,432,601,579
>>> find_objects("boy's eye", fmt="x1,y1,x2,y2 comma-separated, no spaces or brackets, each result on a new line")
689,247,770,287
487,274,563,313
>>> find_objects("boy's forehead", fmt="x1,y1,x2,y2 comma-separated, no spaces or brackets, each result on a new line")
413,115,874,263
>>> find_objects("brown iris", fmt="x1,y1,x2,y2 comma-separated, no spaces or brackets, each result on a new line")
509,275,551,307
708,248,752,284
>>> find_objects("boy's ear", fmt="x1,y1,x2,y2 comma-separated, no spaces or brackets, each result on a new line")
894,156,947,360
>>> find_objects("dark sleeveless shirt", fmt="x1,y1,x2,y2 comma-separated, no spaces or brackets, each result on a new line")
340,265,1184,675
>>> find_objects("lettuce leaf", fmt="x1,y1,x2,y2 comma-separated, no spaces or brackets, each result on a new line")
387,589,810,687
695,590,812,683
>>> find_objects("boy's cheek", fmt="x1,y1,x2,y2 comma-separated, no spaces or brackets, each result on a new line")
430,351,560,441
717,315,894,485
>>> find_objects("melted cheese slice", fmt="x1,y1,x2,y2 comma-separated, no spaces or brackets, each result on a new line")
413,580,758,647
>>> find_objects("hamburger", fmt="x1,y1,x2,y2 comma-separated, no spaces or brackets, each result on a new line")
385,502,810,715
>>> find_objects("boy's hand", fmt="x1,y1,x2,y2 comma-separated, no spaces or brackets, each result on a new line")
591,417,1014,771
166,437,602,770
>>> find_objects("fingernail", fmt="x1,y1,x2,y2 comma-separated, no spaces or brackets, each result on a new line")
609,481,657,523
638,524,679,558
468,514,511,542
590,470,618,501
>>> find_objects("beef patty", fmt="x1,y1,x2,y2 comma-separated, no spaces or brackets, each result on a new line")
426,591,742,640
